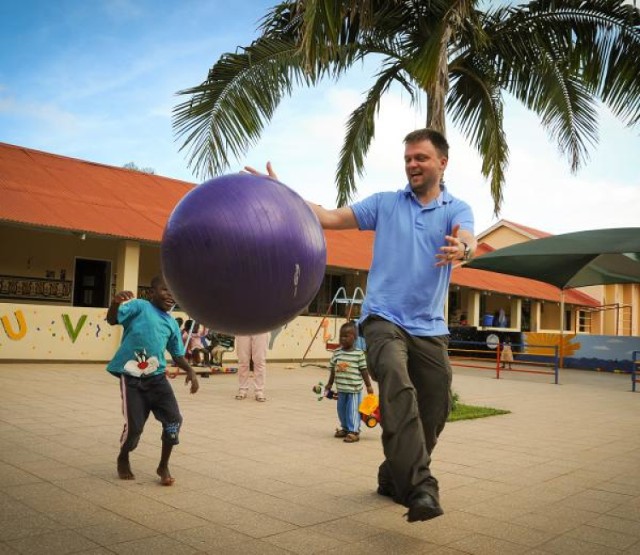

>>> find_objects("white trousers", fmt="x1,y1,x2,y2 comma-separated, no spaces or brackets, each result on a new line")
236,333,269,394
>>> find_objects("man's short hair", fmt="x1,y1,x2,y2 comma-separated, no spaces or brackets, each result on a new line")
404,128,449,158
150,275,165,289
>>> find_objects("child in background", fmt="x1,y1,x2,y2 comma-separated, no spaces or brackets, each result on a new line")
326,322,374,443
182,320,207,366
500,338,514,369
106,276,199,485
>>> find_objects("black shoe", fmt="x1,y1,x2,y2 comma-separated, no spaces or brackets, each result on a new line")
377,483,394,498
405,493,444,522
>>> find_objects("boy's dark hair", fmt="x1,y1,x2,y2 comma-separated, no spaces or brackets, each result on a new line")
404,128,449,158
341,321,358,335
150,275,165,289
175,317,184,328
184,319,194,331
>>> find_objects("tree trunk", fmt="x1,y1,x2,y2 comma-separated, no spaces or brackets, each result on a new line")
426,27,450,136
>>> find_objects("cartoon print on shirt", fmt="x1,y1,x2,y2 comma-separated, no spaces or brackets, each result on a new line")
124,349,160,377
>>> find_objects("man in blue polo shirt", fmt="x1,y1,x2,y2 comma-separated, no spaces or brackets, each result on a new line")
246,128,476,523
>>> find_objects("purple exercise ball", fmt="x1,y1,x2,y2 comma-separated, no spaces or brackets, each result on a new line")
161,173,327,335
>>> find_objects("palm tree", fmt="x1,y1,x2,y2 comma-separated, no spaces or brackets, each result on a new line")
173,0,640,213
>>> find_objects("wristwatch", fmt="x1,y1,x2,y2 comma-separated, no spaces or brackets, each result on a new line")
460,241,471,261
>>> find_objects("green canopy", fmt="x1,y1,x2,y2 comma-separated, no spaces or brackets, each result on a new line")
465,228,640,290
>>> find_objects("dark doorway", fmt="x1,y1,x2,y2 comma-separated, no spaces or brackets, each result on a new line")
73,259,110,307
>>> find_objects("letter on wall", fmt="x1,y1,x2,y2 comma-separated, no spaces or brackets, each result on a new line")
1,310,27,340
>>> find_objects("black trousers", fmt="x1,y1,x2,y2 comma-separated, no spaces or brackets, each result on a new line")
119,373,183,452
362,317,452,506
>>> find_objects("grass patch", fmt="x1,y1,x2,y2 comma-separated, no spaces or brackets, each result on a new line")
448,403,510,422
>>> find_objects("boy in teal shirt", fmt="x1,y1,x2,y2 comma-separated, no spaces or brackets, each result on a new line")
107,276,199,485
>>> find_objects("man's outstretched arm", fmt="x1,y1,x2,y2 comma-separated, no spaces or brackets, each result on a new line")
244,162,359,230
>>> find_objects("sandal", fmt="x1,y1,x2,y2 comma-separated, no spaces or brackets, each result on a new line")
334,429,348,438
255,392,266,402
235,391,247,400
344,432,360,443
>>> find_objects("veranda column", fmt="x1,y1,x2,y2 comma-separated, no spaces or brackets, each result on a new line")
115,240,140,296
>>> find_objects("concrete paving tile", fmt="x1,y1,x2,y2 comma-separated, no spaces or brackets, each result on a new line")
265,489,368,518
0,464,42,489
588,514,640,537
47,507,130,528
597,481,640,497
0,514,65,542
510,508,599,534
552,493,625,514
58,548,113,555
389,513,474,545
608,503,640,521
230,492,336,526
448,532,531,554
108,534,201,554
441,510,556,546
6,529,100,554
75,518,156,546
329,530,443,554
261,527,347,554
0,493,38,520
538,534,624,554
201,538,293,554
457,495,534,520
3,482,94,514
128,509,210,533
17,460,91,482
308,516,382,542
167,522,250,551
565,524,639,550
218,510,300,538
0,447,48,466
97,495,175,519
427,548,483,555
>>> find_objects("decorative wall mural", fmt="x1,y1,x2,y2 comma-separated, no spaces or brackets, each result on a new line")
1,310,27,340
62,314,88,343
523,332,581,359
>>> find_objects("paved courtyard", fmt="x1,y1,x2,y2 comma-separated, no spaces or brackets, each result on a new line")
0,362,639,554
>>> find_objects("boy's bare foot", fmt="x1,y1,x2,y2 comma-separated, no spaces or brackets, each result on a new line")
157,466,175,486
117,456,135,480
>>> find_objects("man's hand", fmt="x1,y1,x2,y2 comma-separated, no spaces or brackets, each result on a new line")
244,161,279,181
435,223,466,267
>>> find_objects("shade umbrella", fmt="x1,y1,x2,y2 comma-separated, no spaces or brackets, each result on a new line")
465,228,640,364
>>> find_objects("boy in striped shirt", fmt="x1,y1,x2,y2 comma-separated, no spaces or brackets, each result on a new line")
326,322,374,443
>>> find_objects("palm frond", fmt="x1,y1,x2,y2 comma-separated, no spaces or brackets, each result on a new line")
448,60,507,215
173,38,313,178
335,62,413,206
486,0,640,170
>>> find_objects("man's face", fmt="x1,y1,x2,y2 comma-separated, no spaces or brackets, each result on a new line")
150,280,176,312
404,139,448,195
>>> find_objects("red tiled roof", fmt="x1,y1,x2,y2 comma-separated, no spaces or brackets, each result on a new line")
0,142,192,242
500,219,552,239
325,229,374,271
0,142,371,269
0,142,598,306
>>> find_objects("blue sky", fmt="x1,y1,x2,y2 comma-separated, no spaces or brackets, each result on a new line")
1,0,639,235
